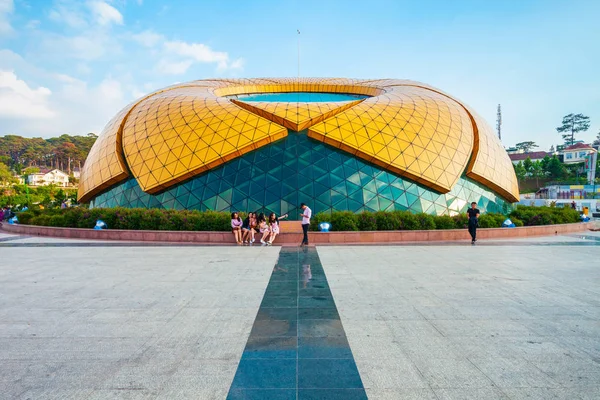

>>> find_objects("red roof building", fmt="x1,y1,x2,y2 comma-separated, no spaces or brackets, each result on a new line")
509,151,549,164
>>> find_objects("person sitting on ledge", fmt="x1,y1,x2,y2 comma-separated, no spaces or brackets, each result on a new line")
266,212,288,245
231,212,243,245
250,212,259,242
241,212,256,244
257,213,270,245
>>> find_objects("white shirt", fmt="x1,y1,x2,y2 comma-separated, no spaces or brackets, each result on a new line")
301,206,312,225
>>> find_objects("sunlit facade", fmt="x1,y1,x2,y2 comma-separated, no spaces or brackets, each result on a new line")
78,78,519,217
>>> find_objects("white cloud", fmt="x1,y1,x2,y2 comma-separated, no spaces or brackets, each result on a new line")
2,72,128,136
40,32,110,60
48,2,86,28
53,73,81,84
0,51,131,136
88,1,123,26
38,23,125,62
161,40,243,72
229,58,245,70
0,2,245,137
53,76,127,135
0,70,54,119
164,40,229,69
48,0,123,28
129,34,244,73
0,0,14,34
132,30,163,47
97,77,123,101
156,59,193,75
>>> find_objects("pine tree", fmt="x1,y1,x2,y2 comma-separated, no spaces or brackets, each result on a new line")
556,114,590,146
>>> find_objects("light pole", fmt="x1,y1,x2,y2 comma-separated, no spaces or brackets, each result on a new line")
297,29,300,78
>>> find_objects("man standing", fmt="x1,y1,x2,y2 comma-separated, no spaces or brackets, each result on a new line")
467,202,480,245
299,203,311,247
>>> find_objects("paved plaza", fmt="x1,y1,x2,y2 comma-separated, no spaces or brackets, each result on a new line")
0,231,599,399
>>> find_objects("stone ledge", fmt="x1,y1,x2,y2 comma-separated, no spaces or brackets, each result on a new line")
0,222,591,244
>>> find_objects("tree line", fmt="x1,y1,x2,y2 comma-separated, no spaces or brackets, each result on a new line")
0,133,98,175
513,113,599,155
513,155,599,186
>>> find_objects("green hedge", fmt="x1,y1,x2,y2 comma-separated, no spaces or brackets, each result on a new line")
17,208,234,231
309,206,581,231
508,205,580,226
14,205,581,231
309,210,510,231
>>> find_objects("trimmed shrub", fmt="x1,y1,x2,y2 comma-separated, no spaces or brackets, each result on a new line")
415,213,436,230
16,207,232,231
374,211,399,230
357,212,377,231
477,214,500,228
329,211,359,231
452,214,469,229
433,215,455,230
309,212,328,231
394,211,420,230
310,211,358,231
509,205,580,226
14,206,581,231
48,215,67,227
512,217,524,227
17,210,36,225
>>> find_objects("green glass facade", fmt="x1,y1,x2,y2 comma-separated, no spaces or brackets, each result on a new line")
90,130,512,218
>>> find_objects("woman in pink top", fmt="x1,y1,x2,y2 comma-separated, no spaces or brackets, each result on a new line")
231,212,243,245
267,212,288,245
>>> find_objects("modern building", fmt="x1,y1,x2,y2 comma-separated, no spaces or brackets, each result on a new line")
560,143,597,164
508,151,550,165
78,78,519,217
27,169,70,187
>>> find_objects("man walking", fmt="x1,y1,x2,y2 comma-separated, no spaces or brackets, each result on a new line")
299,203,311,247
467,202,480,245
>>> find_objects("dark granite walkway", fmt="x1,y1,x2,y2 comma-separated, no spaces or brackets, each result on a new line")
227,247,367,400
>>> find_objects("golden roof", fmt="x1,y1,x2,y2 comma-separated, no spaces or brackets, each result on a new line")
78,78,519,203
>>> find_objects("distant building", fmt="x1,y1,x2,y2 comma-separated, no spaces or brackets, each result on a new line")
508,151,550,164
72,167,81,179
505,147,523,155
560,143,597,164
26,169,69,187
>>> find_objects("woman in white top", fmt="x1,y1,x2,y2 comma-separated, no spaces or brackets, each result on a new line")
266,212,288,245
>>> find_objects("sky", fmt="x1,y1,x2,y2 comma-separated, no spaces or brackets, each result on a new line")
0,0,599,150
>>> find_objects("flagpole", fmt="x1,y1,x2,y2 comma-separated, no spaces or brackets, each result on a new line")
297,29,300,78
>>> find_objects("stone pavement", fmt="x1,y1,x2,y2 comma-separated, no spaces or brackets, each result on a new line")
320,243,600,399
0,245,280,399
0,232,599,399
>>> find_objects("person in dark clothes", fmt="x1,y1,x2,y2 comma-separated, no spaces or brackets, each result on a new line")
467,202,480,244
299,203,312,247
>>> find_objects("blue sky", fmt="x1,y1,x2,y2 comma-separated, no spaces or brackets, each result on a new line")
0,0,599,150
